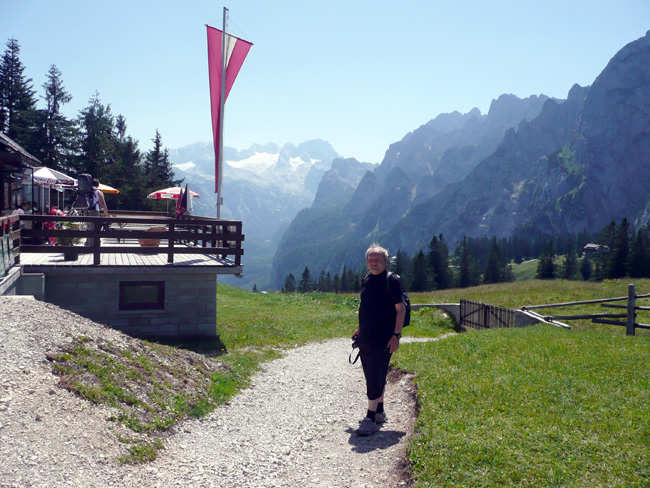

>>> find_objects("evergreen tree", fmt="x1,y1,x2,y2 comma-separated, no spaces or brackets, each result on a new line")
325,271,332,292
580,256,592,281
39,64,76,170
317,270,326,291
283,273,296,293
428,234,451,289
410,250,428,292
457,237,480,288
628,227,650,278
483,238,501,284
107,134,144,210
74,92,115,178
609,218,630,278
145,129,180,191
562,237,578,279
340,265,348,292
536,241,555,279
252,284,258,293
0,38,38,152
333,273,340,294
298,266,312,292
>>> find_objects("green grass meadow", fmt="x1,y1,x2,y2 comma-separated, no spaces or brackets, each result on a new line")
218,280,649,486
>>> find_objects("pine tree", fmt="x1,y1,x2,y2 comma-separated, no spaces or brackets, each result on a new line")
562,237,578,279
283,273,296,292
410,250,428,292
252,284,258,293
298,266,311,293
458,237,473,288
340,265,348,292
483,238,501,284
325,271,332,292
39,64,76,170
107,134,144,210
580,256,592,281
428,234,451,289
0,38,38,152
536,241,555,279
628,227,649,278
75,92,116,178
145,129,180,190
609,218,630,278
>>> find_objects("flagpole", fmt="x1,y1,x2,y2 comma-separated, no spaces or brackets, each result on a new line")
217,6,228,219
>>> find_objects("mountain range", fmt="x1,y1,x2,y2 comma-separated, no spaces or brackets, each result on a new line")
170,139,347,289
271,31,650,288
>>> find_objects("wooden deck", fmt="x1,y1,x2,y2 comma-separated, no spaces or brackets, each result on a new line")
17,213,244,274
19,240,240,273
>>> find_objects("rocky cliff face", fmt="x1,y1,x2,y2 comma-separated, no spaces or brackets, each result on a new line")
384,31,650,253
272,94,550,287
272,32,650,287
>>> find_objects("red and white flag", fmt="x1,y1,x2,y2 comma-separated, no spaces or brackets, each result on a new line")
206,25,253,193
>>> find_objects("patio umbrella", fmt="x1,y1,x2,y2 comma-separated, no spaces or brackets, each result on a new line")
147,187,200,200
98,183,119,194
23,167,75,186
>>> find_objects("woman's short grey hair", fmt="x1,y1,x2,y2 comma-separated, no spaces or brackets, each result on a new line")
365,243,390,266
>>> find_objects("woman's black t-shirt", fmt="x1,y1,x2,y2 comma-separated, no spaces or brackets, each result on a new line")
358,271,403,348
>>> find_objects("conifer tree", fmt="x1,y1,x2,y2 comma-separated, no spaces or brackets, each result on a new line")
145,130,180,190
252,284,258,293
580,256,592,281
340,265,348,292
609,218,630,278
75,92,115,178
428,234,451,289
536,241,555,279
410,250,428,292
283,273,296,292
39,64,75,171
0,38,38,152
325,271,332,292
562,237,578,279
299,266,311,292
483,238,501,284
628,227,649,278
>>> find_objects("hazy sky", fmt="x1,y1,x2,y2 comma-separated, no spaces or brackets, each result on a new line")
2,1,649,163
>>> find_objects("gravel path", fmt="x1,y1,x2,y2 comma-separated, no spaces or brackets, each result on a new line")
0,296,453,487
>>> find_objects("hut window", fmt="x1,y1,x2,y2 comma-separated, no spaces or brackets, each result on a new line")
119,281,165,310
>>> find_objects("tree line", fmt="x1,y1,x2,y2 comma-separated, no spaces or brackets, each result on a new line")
0,38,180,210
280,219,650,293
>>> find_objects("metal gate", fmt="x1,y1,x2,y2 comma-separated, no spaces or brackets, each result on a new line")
459,299,517,330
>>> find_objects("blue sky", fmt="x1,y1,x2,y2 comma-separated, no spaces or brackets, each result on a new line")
2,0,649,163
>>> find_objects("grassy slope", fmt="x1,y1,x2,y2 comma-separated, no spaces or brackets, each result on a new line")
395,326,649,487
394,278,650,487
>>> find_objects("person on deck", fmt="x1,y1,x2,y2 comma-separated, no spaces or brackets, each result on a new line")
352,244,406,436
84,178,109,247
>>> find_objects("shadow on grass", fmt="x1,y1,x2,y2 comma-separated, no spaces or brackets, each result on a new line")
148,335,228,357
345,427,406,453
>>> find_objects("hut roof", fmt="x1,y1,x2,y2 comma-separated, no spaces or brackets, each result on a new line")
0,132,41,170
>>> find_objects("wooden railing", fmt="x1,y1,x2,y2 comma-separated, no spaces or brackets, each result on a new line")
19,214,244,266
522,284,650,336
0,214,21,277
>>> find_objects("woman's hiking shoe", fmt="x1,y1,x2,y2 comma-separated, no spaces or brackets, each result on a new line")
375,411,387,424
357,416,379,436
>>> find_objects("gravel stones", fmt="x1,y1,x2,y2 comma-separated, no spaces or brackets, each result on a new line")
0,297,442,487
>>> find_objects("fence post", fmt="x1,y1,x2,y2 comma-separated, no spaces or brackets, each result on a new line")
627,284,636,336
168,222,175,264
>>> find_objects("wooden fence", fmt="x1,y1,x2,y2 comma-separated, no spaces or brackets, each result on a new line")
0,214,20,277
522,284,650,336
19,213,244,266
459,299,518,330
